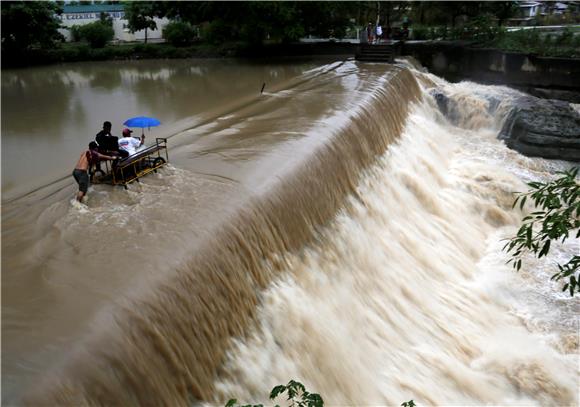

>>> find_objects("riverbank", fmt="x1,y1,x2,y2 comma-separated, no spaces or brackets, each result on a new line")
1,41,356,68
4,40,579,102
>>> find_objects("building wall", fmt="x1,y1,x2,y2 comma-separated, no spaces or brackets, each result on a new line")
58,11,168,43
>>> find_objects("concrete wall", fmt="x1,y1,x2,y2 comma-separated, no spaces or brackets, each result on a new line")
403,41,580,95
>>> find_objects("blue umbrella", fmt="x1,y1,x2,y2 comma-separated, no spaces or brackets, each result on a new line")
123,116,161,135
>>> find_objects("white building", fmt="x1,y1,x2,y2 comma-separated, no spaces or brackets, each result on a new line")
518,1,542,18
553,2,569,14
58,4,168,43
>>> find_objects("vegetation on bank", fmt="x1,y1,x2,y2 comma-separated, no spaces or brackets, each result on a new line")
487,27,580,58
410,13,580,58
4,42,257,67
504,168,580,296
226,380,324,407
412,25,580,58
224,380,415,407
3,1,580,68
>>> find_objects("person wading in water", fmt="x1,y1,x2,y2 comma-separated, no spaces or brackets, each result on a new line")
72,141,116,202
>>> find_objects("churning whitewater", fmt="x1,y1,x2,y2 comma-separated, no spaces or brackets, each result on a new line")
214,72,579,406
3,59,577,406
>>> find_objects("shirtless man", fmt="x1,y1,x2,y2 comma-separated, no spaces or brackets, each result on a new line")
72,141,116,202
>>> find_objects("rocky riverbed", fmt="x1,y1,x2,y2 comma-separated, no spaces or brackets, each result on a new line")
430,89,580,162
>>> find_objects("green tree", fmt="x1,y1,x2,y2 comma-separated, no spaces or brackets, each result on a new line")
240,2,304,44
486,1,518,26
410,2,516,30
299,2,357,39
99,11,114,27
79,21,114,48
124,1,158,43
69,25,83,42
1,1,65,53
152,1,357,45
162,21,196,46
504,168,580,296
409,2,449,26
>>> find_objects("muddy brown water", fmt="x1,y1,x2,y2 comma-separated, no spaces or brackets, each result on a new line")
2,57,578,405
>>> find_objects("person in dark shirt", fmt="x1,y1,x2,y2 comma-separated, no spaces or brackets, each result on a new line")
94,122,128,173
95,121,118,153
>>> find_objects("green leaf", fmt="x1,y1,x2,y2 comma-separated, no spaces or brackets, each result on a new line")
538,240,550,258
226,399,238,407
270,385,286,400
307,393,324,407
526,227,532,245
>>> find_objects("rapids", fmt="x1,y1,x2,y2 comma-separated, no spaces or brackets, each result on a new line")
2,58,578,406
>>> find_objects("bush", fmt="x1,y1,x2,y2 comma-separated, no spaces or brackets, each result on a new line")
225,380,415,407
132,43,157,54
79,21,114,48
431,26,449,40
488,28,580,57
163,21,196,47
226,380,323,407
69,25,82,42
464,14,500,43
411,25,429,40
201,19,230,44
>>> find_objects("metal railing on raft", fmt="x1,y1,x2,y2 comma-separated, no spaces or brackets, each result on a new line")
110,138,169,188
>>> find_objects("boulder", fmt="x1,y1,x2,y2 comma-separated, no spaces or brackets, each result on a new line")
499,96,580,162
429,89,449,116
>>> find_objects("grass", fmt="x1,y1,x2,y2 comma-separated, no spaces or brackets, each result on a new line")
2,41,253,68
411,24,580,58
486,27,580,57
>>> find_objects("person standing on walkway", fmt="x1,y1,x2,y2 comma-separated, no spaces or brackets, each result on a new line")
366,23,374,44
375,23,383,44
72,141,116,202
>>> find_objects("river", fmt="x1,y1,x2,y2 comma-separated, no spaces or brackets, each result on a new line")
2,57,578,406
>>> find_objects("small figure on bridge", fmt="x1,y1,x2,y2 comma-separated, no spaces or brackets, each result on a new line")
366,23,374,44
375,23,383,44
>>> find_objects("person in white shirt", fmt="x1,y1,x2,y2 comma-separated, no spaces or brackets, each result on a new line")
118,128,144,156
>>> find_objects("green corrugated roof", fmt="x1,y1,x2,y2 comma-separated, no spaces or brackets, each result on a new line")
63,4,125,14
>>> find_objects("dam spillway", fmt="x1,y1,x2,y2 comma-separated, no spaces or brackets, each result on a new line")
2,59,578,406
